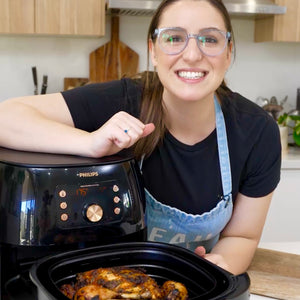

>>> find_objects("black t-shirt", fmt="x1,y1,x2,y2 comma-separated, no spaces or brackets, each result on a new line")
62,78,281,215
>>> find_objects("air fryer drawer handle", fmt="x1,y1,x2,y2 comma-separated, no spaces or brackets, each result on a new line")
227,272,250,299
5,274,38,300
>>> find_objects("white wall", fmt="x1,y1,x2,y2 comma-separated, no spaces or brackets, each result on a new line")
1,15,300,110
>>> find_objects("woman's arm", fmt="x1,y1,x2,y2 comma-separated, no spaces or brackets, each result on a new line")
0,93,154,157
195,191,273,275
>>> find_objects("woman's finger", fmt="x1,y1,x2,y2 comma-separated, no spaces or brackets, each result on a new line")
195,246,206,257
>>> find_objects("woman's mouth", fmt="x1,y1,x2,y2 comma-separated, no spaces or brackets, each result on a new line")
177,71,206,80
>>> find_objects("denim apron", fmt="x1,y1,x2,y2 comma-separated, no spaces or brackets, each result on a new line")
141,95,233,252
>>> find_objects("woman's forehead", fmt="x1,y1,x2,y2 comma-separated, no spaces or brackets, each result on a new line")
158,0,226,30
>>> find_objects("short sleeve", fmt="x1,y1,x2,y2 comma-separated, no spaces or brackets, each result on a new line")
239,117,281,197
61,78,142,132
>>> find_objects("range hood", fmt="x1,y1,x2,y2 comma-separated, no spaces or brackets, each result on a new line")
106,0,287,17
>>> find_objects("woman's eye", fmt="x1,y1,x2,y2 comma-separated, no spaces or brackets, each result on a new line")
199,36,218,44
171,35,184,42
163,34,184,43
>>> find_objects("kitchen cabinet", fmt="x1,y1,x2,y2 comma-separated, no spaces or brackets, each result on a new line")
0,0,105,36
0,0,35,34
255,0,300,42
36,0,105,36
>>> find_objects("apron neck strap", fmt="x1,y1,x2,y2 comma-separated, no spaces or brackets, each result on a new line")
214,95,232,197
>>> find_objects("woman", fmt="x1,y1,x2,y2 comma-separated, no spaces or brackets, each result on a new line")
0,0,281,275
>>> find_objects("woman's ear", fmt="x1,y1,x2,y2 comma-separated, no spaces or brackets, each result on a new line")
149,39,158,67
225,41,233,68
228,41,233,58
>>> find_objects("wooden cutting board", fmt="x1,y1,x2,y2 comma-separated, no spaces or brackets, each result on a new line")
247,248,300,299
89,15,139,83
64,77,89,90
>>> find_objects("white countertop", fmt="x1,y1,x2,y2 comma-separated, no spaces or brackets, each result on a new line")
257,241,300,255
250,241,300,300
282,146,300,169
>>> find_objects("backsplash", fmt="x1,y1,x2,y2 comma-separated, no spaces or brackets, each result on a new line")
1,16,300,110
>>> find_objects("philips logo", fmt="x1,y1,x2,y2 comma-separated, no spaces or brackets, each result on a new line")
77,172,99,177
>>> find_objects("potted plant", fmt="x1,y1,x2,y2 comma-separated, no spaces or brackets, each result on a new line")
277,113,300,146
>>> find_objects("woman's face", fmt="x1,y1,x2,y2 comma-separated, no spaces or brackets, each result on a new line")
150,0,232,104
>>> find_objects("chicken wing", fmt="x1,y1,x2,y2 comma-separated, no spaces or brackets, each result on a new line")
161,281,188,300
74,284,119,300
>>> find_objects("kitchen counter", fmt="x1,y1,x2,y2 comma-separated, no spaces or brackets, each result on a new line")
282,146,300,169
250,242,300,300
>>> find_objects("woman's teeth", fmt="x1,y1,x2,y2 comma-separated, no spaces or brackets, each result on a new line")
178,71,205,79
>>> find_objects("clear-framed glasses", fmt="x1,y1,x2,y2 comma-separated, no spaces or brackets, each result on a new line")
153,27,231,57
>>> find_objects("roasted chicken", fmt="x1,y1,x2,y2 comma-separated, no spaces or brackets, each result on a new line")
60,267,188,300
74,284,119,300
161,281,188,300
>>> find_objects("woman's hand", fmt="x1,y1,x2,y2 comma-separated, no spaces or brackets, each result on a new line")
195,246,229,271
89,111,155,157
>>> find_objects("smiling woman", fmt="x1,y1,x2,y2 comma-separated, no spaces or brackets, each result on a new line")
0,0,281,276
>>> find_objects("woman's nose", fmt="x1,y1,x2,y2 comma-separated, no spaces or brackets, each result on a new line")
182,37,203,61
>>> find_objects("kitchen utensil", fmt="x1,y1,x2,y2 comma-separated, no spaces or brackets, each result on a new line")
30,242,250,300
288,88,300,117
32,66,38,95
256,95,287,120
41,75,48,94
248,248,300,299
89,15,139,82
0,147,146,299
31,67,49,95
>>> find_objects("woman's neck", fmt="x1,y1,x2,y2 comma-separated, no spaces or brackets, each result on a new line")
163,94,216,145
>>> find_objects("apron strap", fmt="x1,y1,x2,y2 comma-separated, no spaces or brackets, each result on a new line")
214,95,232,197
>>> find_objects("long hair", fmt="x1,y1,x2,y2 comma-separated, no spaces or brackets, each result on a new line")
133,0,235,159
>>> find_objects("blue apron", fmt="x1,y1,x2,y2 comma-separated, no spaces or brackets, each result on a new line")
142,95,233,252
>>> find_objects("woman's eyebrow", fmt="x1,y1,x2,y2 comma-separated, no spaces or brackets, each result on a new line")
199,27,224,31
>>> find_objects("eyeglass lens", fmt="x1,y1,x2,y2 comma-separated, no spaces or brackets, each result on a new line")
158,28,229,56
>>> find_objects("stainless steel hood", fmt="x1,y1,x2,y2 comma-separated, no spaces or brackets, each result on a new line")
106,0,287,17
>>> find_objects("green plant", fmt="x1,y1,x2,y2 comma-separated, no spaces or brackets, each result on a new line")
277,113,300,146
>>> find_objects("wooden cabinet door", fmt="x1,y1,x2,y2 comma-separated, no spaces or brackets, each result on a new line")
255,0,300,42
35,0,105,36
0,0,35,34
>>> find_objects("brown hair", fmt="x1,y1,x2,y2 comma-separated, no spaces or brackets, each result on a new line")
133,0,235,159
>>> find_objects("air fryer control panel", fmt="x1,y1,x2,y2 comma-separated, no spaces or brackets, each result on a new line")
56,180,129,229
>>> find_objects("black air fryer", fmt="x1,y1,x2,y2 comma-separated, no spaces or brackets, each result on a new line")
0,147,250,300
0,147,146,300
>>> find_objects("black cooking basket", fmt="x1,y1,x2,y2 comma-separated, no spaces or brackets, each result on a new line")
30,242,250,300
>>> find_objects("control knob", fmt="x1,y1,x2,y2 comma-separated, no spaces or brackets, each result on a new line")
85,204,103,223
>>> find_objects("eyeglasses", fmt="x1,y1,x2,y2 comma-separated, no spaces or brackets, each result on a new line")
153,27,231,57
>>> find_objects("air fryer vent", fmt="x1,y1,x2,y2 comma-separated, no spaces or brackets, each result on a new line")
107,8,155,16
106,0,287,17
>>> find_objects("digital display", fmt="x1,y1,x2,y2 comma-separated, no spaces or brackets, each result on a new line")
75,185,111,197
57,182,118,200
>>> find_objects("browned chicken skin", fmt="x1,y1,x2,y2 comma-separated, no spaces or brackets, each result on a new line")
161,281,188,300
74,284,119,300
60,267,188,300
